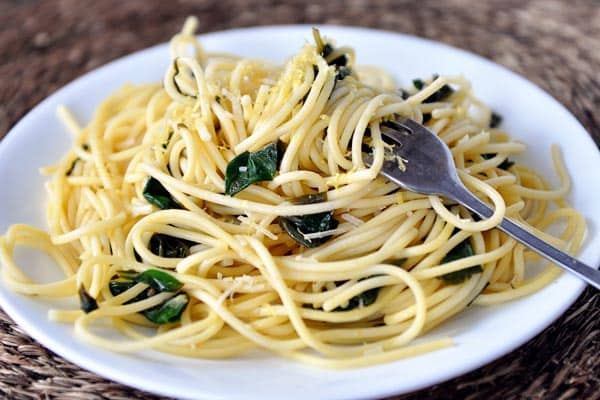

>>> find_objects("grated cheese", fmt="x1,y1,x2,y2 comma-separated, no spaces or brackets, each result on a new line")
302,227,346,240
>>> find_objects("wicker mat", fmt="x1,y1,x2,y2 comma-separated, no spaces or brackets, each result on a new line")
0,0,599,399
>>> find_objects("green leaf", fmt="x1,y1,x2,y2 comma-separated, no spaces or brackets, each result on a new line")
335,66,351,81
225,141,283,196
66,157,80,176
172,58,197,99
280,212,339,248
490,111,502,128
423,84,454,103
291,192,327,205
142,293,189,324
109,280,152,303
498,159,515,170
329,54,348,67
412,79,424,90
334,286,380,312
78,285,98,314
411,75,454,103
108,269,187,324
440,265,483,284
280,192,339,248
311,28,351,83
438,240,483,284
481,153,514,170
109,280,137,296
143,177,181,209
321,43,334,58
136,269,183,292
149,234,191,259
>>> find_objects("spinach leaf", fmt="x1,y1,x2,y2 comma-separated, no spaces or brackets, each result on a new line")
411,75,454,103
498,159,515,170
149,233,191,259
321,43,334,58
225,141,284,196
481,153,514,170
280,212,339,248
109,280,137,296
440,265,482,285
136,268,183,292
334,287,380,312
66,157,80,176
279,192,338,248
172,58,197,99
329,54,348,67
336,66,351,81
490,111,502,128
78,286,98,313
108,280,153,303
412,79,425,90
423,84,454,103
291,192,327,205
142,293,189,324
438,240,483,284
312,27,352,82
143,177,181,209
108,269,187,324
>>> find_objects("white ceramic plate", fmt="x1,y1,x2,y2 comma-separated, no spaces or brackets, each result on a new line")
1,25,599,400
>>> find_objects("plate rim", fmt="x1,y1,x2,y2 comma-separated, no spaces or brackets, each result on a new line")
0,24,598,400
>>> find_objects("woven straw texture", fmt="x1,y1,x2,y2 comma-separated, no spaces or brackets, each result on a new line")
0,0,599,399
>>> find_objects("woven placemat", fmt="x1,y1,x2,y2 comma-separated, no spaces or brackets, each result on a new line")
1,0,599,399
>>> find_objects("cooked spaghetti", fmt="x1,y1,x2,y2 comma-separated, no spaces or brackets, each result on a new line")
0,18,586,368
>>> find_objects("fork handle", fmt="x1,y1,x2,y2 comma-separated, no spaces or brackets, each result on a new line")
446,183,600,290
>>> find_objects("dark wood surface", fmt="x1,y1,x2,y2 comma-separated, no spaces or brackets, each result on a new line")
0,1,599,399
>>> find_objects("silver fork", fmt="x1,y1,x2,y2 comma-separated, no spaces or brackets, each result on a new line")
365,116,600,289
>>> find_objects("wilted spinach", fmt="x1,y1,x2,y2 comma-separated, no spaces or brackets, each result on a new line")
312,28,352,82
412,75,454,103
279,192,339,248
225,141,284,196
333,286,380,312
108,268,188,324
143,177,181,209
481,153,514,170
78,286,98,313
490,111,502,128
149,234,192,259
438,239,483,284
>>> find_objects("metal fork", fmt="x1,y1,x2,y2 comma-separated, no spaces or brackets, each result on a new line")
365,116,600,289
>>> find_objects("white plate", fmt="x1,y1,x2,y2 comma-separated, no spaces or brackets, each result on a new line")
1,25,599,400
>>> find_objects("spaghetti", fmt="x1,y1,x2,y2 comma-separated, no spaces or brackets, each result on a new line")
0,18,586,368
